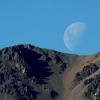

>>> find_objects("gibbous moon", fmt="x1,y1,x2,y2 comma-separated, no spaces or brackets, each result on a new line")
63,22,86,51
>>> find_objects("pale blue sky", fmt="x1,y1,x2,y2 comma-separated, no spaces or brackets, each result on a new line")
0,0,100,55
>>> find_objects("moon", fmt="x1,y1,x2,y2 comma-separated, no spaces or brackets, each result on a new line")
63,22,86,51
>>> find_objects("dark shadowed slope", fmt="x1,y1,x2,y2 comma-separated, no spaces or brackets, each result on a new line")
0,44,100,100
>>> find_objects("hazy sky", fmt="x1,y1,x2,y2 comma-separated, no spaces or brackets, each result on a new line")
0,0,100,55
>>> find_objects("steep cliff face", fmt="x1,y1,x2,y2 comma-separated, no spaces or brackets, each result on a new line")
0,44,100,100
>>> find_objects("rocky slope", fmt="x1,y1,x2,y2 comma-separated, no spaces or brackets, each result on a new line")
0,44,100,100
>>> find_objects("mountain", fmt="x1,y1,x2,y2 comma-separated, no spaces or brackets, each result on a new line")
0,44,100,100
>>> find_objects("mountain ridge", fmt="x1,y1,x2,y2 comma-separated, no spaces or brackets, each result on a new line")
0,44,100,100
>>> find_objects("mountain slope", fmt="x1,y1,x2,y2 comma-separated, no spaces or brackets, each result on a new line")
0,44,100,100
